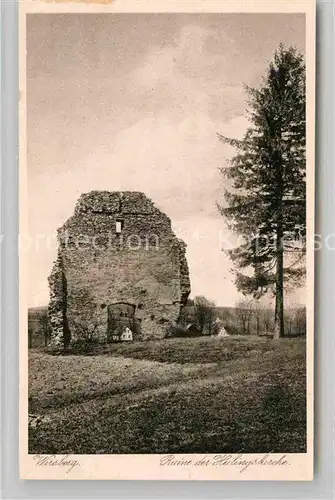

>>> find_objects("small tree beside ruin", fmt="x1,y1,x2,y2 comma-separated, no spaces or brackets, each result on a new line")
193,296,216,335
70,288,100,349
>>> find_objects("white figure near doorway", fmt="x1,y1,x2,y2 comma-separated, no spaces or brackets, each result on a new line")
120,327,133,341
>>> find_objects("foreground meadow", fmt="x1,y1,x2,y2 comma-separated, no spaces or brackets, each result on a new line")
29,336,306,454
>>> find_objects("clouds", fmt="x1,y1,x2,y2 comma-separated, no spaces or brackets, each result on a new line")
131,22,244,122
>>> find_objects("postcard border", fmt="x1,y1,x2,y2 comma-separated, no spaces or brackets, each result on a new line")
19,0,315,481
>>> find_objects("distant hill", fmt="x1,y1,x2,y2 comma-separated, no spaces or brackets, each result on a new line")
29,305,48,314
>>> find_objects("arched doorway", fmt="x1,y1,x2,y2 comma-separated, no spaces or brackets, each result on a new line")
107,303,140,342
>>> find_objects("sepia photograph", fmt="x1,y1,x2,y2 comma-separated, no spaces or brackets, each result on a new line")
20,0,315,481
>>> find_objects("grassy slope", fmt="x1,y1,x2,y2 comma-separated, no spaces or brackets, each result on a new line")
29,336,306,454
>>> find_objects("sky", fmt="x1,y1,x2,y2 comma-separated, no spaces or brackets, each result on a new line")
27,13,305,307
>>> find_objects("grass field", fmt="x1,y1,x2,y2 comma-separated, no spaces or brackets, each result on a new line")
28,335,306,454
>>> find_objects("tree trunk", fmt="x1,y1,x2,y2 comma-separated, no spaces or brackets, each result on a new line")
274,149,285,341
274,238,284,339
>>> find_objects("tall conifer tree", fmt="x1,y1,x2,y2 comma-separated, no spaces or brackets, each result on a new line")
218,45,306,338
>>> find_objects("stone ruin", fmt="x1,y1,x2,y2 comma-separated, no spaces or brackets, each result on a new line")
48,191,190,346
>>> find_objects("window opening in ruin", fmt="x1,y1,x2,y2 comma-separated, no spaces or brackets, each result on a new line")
115,220,123,234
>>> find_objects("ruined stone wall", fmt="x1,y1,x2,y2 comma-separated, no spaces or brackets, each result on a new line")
48,192,190,345
48,251,71,347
